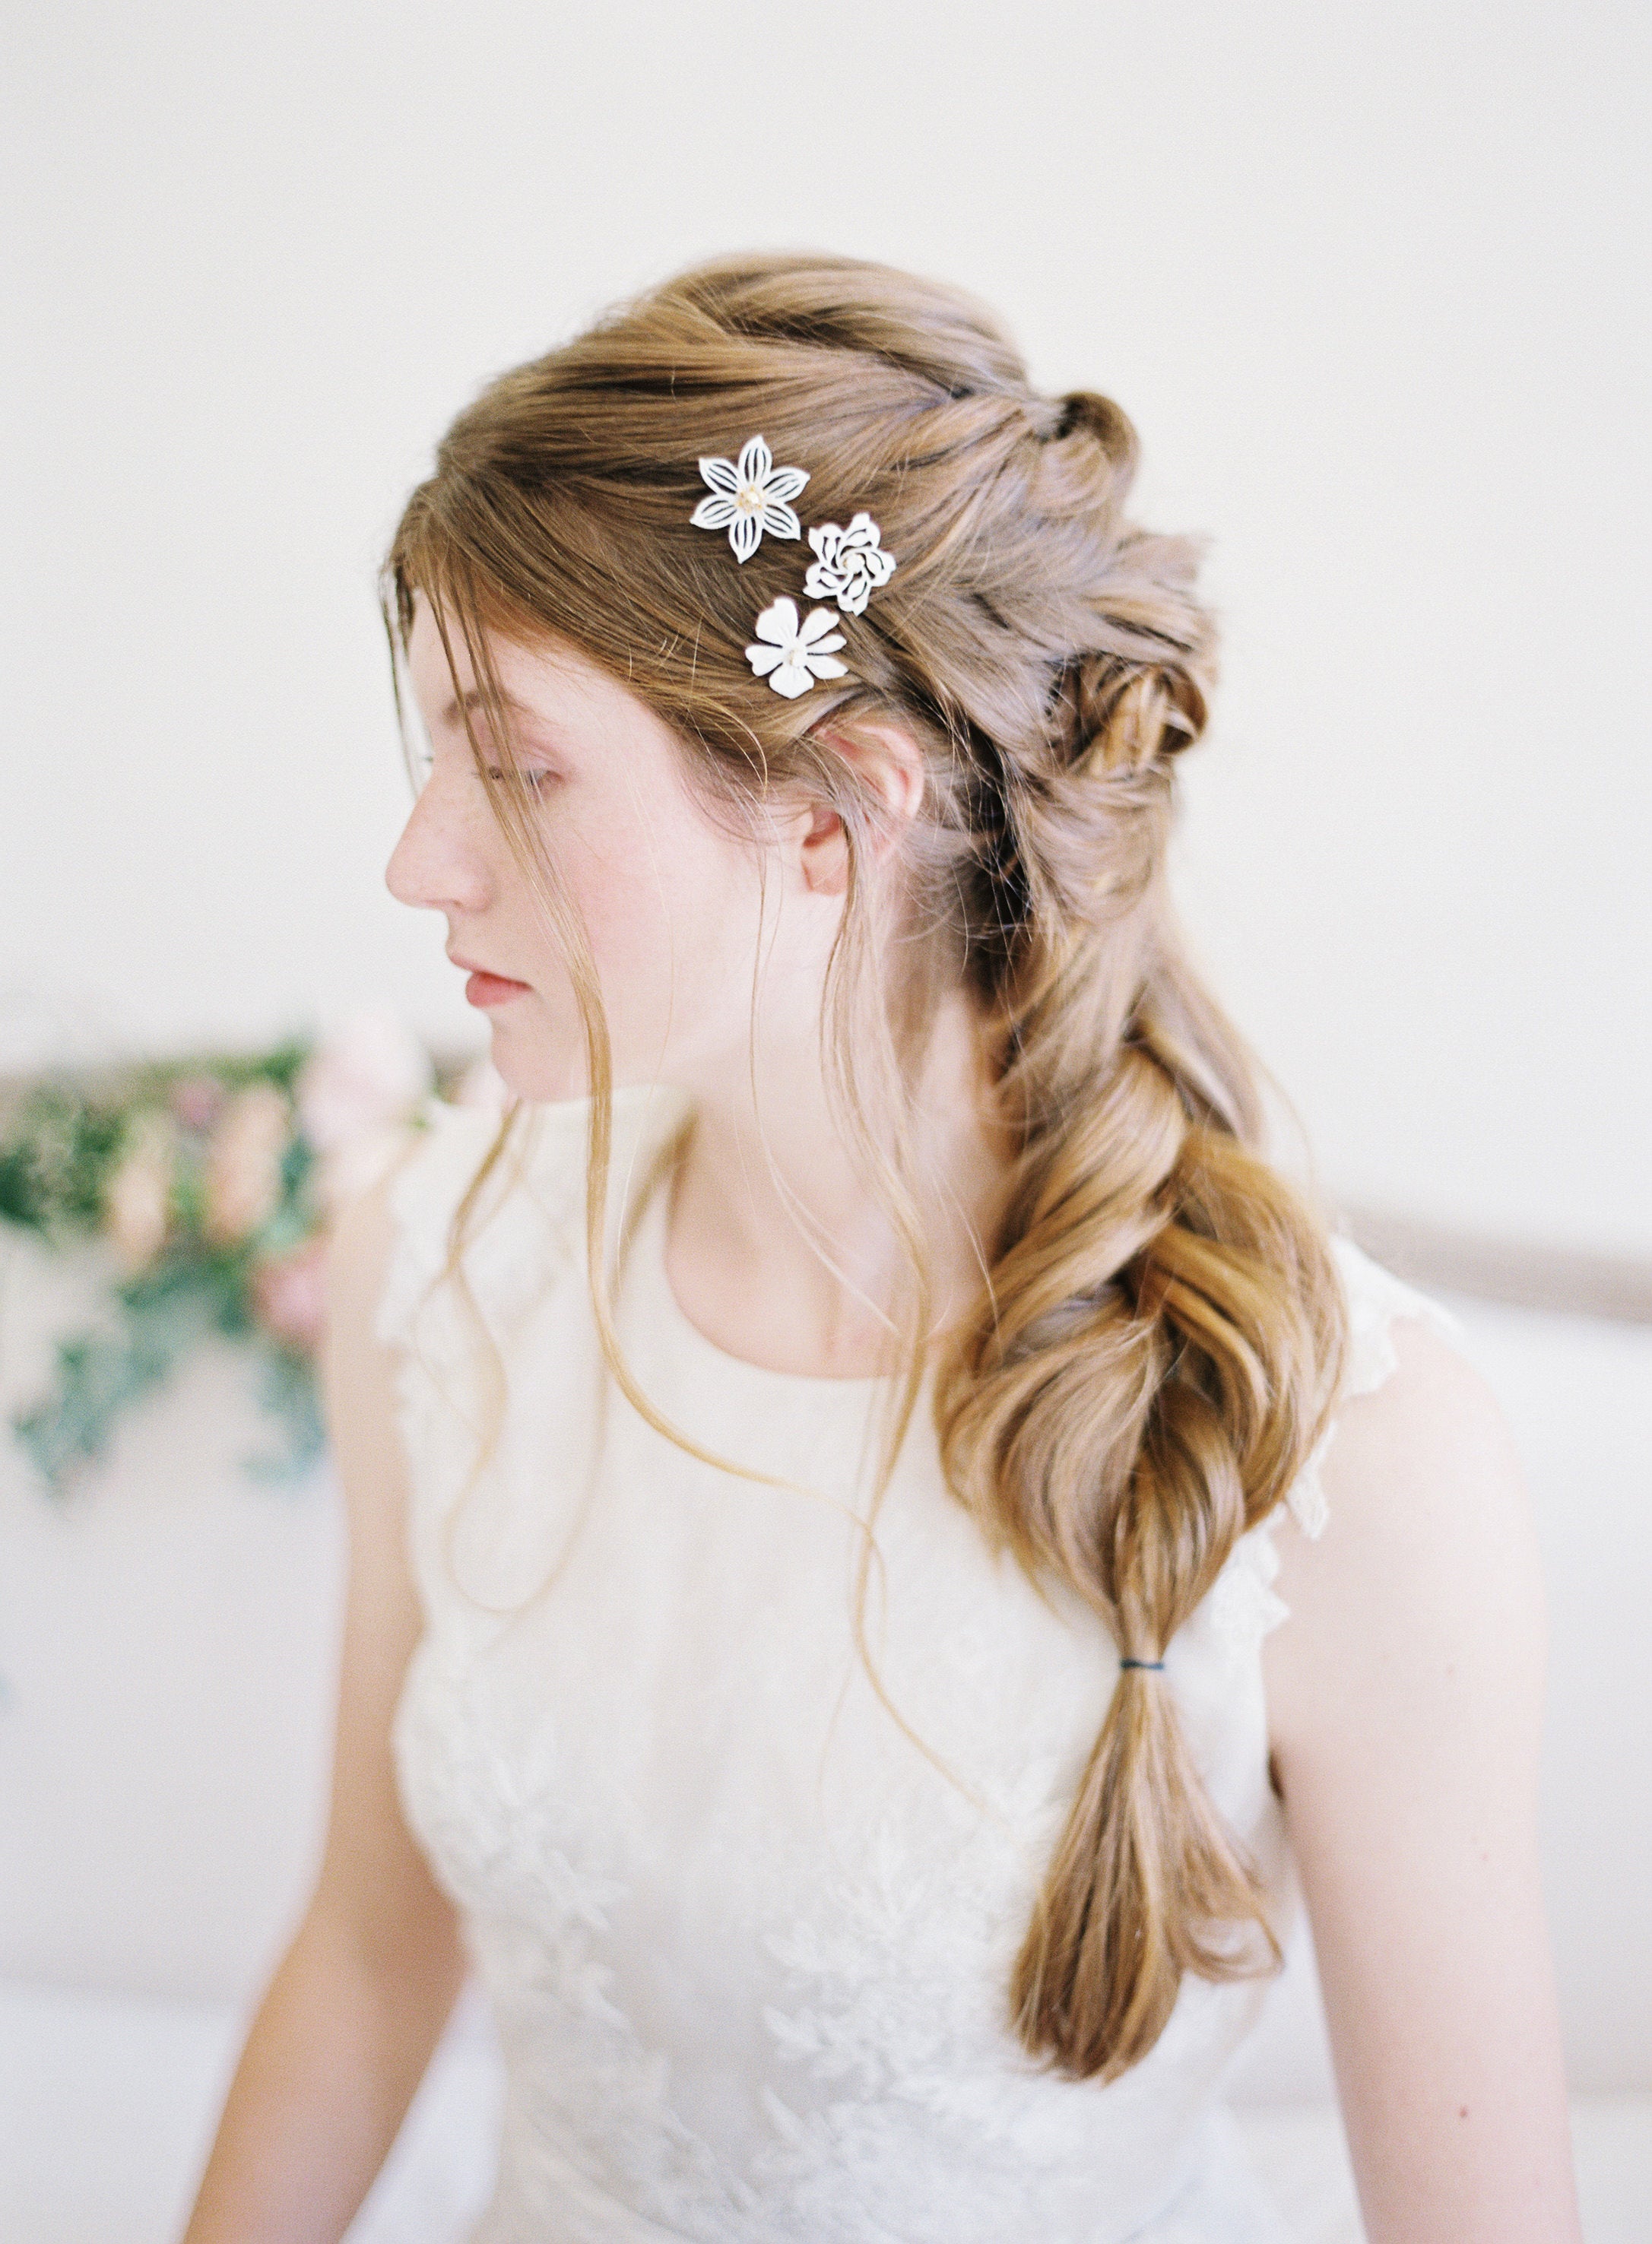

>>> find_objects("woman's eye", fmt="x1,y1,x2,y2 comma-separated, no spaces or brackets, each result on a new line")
485,766,553,793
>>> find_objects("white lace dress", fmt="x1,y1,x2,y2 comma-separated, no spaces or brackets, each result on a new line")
374,1081,1460,2244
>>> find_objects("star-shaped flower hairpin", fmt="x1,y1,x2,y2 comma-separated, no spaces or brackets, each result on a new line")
690,436,809,563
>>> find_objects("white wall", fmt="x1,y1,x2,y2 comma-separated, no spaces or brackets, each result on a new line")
4,1,1647,1254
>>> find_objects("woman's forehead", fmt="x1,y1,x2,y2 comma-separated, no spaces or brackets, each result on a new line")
409,597,642,740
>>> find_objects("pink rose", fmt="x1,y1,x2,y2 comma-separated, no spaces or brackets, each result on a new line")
203,1082,292,1246
295,1013,433,1153
104,1113,177,1273
250,1233,330,1355
169,1075,226,1134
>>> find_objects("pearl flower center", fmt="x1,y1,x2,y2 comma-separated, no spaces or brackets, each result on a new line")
736,483,765,513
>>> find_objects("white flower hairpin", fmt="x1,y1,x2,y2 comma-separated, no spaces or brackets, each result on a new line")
744,599,848,699
690,434,899,696
803,512,897,616
690,435,809,563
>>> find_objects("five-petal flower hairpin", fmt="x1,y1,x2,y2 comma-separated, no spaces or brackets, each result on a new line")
744,600,848,699
690,435,896,696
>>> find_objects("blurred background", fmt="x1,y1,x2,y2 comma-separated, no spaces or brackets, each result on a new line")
2,5,1647,2239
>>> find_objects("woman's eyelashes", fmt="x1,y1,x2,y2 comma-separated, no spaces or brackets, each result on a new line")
484,765,556,794
412,732,558,795
458,737,556,788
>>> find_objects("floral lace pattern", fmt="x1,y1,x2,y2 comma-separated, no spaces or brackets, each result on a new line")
376,1087,1457,2242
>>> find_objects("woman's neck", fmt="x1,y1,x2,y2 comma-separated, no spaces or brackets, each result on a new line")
661,993,1016,1381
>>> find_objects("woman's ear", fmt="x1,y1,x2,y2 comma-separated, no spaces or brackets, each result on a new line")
796,721,927,899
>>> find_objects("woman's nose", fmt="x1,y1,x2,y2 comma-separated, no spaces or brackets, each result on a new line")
385,769,492,917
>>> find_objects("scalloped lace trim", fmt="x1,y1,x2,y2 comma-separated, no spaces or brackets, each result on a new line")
1205,1235,1466,1662
371,1086,684,1361
371,1100,503,1357
1286,1235,1464,1541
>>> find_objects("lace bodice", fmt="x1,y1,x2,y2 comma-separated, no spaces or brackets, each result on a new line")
375,1083,1460,2243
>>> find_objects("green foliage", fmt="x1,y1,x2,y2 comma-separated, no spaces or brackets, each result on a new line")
12,1271,216,1494
5,1041,315,1495
2,1032,475,1500
0,1086,128,1240
242,1345,328,1486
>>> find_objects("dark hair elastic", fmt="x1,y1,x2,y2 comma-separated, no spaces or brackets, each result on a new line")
1118,1658,1165,1671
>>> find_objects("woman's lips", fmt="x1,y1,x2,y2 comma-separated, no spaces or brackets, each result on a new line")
464,970,531,1009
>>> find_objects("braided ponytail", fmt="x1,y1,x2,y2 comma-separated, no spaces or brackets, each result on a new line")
934,393,1346,2078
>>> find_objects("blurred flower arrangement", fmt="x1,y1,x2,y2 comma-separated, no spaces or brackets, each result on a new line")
0,1016,507,1494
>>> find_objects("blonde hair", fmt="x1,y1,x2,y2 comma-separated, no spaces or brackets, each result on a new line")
381,250,1349,2085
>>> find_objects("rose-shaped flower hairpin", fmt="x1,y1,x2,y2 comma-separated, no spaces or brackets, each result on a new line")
690,436,809,563
690,435,898,695
803,512,897,616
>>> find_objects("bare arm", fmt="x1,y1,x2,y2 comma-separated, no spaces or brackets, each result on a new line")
1260,1317,1582,2242
180,1152,468,2242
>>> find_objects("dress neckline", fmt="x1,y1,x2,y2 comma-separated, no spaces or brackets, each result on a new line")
627,1148,904,1402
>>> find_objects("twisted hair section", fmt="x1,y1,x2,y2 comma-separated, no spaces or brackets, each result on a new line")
380,250,1349,2084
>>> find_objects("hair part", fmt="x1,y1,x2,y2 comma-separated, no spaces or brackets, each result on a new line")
381,248,1349,2086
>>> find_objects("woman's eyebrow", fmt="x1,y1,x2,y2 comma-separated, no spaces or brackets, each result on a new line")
439,688,569,756
440,686,543,726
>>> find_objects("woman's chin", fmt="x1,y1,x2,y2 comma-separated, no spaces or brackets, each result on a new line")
484,1014,671,1108
487,1038,593,1108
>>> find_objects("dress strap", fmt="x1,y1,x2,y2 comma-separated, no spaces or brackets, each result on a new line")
1202,1235,1465,1663
1284,1236,1465,1540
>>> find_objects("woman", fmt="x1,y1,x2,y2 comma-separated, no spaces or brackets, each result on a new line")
182,253,1579,2242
